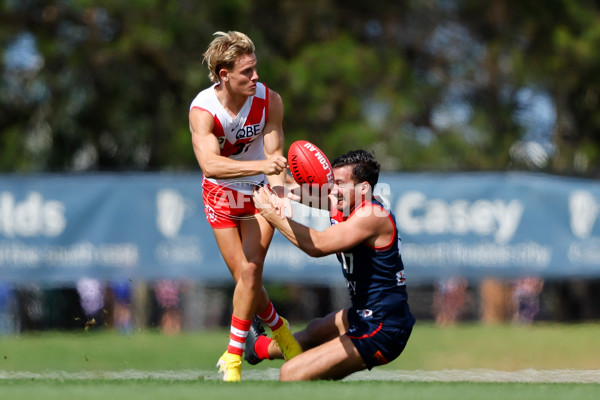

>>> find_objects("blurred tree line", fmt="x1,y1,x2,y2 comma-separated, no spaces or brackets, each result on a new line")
1,0,600,176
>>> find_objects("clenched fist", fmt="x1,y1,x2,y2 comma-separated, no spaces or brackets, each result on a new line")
263,155,288,175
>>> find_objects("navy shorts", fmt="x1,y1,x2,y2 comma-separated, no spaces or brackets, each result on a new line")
346,314,413,369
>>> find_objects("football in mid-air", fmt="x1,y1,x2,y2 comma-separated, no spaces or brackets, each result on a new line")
288,140,334,187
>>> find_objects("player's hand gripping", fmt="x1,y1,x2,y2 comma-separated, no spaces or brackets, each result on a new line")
268,184,292,219
286,180,334,211
262,155,288,176
253,186,292,220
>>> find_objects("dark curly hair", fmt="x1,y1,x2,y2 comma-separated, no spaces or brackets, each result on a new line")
331,150,380,188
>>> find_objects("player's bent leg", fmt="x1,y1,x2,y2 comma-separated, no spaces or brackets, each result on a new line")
279,335,366,381
260,309,348,361
246,311,344,364
243,215,302,360
295,309,348,350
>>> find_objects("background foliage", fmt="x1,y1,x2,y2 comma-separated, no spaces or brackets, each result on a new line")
2,0,600,176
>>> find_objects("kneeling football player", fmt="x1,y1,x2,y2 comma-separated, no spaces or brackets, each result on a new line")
251,149,415,381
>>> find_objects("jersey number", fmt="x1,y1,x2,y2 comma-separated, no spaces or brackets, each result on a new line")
232,141,251,156
341,252,354,275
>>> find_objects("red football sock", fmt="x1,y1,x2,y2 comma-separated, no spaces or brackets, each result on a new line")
254,335,272,360
257,301,284,331
227,315,251,356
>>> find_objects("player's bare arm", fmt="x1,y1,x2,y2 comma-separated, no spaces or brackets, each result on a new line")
262,89,292,218
253,187,392,256
262,89,288,191
189,107,286,179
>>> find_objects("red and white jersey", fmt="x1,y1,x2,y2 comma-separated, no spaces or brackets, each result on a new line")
190,82,269,195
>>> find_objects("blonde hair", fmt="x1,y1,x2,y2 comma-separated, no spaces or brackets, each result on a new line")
203,31,256,83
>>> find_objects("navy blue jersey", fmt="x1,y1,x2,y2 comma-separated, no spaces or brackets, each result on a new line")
331,198,414,327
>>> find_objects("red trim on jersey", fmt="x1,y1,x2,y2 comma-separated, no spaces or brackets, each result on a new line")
191,104,226,145
362,203,396,251
336,200,395,251
245,96,266,126
212,115,225,138
221,137,251,157
191,105,211,114
263,84,270,122
330,208,343,223
191,105,222,139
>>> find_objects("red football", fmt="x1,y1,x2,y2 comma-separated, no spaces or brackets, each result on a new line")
288,140,334,187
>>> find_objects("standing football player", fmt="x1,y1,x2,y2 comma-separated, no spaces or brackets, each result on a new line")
251,150,415,381
189,31,301,382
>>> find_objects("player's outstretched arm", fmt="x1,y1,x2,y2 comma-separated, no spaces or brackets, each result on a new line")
262,89,291,218
189,107,286,179
253,187,383,257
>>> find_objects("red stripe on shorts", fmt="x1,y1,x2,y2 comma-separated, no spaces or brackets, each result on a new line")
347,322,383,339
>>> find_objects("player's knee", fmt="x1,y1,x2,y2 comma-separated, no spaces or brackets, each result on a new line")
242,259,262,275
240,261,263,289
279,361,302,381
302,314,340,345
301,318,323,346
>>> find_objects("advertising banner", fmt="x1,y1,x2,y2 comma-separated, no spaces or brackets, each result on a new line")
0,172,599,284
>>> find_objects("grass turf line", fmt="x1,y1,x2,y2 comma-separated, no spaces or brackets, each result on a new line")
0,380,598,400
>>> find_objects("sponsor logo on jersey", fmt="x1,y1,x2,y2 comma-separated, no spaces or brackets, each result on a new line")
235,124,261,139
396,270,406,286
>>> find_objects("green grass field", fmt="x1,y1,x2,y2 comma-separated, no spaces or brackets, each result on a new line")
1,322,599,399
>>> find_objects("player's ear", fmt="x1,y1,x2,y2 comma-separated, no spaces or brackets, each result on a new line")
358,181,369,194
219,67,229,82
